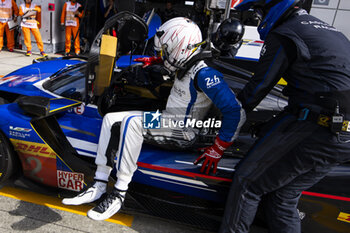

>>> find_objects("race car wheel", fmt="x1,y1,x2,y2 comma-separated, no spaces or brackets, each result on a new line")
0,131,18,185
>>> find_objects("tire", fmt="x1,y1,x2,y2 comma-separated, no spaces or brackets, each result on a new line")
0,130,18,185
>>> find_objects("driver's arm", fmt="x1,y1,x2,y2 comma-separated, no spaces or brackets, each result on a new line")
196,67,244,142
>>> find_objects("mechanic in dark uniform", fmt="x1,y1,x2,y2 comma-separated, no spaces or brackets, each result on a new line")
220,0,350,233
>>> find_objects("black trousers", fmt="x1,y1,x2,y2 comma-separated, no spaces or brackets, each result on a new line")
219,111,350,233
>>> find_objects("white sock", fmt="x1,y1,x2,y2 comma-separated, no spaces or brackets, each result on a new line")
93,181,107,192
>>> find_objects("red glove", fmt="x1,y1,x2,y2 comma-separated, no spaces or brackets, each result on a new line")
134,56,163,68
194,136,233,175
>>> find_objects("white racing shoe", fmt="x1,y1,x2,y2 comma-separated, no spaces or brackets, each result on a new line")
87,188,126,221
62,181,107,205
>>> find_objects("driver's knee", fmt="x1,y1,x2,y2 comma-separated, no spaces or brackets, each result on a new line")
124,114,144,138
103,111,140,128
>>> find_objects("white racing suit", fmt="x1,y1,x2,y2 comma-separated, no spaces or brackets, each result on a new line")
94,61,246,191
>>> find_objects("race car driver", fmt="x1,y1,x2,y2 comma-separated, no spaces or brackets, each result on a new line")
61,0,83,56
220,0,350,233
62,17,246,221
19,0,46,57
0,0,18,52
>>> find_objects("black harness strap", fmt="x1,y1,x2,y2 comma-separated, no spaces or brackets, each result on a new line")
176,50,213,80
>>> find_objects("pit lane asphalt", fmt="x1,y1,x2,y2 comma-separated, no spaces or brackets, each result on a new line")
0,50,268,233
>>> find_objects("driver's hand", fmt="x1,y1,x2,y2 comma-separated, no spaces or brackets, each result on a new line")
134,56,163,68
194,136,233,175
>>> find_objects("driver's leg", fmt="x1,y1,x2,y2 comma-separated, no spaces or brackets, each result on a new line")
95,111,137,182
87,112,200,220
62,111,139,206
114,113,145,191
87,111,144,220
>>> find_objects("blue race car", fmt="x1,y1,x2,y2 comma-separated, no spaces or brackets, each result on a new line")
0,12,349,232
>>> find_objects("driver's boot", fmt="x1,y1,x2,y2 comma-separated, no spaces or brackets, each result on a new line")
87,187,126,220
62,180,107,205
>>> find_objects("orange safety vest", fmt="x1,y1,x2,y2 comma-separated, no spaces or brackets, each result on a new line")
0,0,12,23
65,1,81,27
20,3,37,28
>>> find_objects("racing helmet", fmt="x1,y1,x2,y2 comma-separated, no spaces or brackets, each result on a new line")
154,17,202,74
235,0,300,40
212,18,245,52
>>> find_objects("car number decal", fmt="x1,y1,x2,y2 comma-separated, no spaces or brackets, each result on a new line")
74,103,85,115
25,157,44,183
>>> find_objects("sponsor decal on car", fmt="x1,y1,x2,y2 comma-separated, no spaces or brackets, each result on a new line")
57,170,84,191
242,39,264,47
24,76,40,82
9,126,32,132
9,76,40,87
337,212,350,224
9,126,32,139
0,75,20,84
11,139,56,158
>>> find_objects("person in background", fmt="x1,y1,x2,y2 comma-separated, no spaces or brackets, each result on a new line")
61,0,83,56
115,0,135,13
19,0,46,57
104,0,116,21
188,0,208,37
0,0,18,52
160,1,177,23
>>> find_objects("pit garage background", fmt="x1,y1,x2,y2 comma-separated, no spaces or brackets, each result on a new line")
12,0,350,54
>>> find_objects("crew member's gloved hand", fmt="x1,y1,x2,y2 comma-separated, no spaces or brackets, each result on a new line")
194,136,233,175
134,56,163,68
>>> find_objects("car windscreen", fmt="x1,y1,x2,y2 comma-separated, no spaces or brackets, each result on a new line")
43,63,86,101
